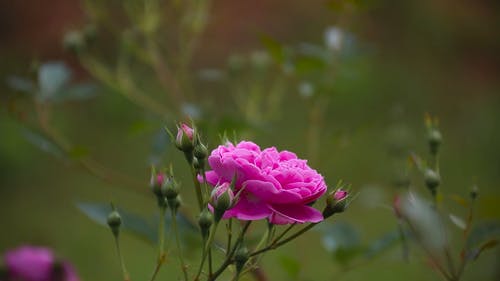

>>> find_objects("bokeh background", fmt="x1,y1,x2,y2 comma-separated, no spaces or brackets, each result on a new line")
1,0,499,280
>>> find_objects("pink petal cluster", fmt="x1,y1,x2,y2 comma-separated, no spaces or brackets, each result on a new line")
204,141,327,224
176,123,194,142
3,246,79,281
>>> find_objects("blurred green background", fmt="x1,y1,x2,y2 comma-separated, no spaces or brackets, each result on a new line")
1,0,499,280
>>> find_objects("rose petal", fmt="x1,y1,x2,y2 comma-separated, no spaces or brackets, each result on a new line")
268,204,324,224
223,193,272,220
244,180,303,204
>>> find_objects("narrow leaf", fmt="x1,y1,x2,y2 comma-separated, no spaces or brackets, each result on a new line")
22,128,66,159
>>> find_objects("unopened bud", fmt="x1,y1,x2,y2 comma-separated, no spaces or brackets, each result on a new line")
193,157,204,170
424,169,440,195
323,189,349,218
107,209,122,237
428,129,442,155
163,178,180,200
198,209,213,239
210,182,235,222
168,195,182,213
194,142,208,160
234,245,249,273
175,123,195,152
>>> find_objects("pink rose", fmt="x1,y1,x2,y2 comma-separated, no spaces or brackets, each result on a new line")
3,246,79,281
204,141,327,224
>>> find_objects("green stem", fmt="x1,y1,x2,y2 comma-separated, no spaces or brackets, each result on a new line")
149,206,167,281
194,221,220,280
172,210,189,281
190,165,204,211
208,221,252,281
226,219,233,257
113,236,130,281
249,223,316,258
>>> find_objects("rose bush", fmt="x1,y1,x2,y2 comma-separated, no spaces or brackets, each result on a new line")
204,141,327,224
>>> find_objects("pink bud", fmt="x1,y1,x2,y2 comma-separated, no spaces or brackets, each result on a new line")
334,189,348,201
175,123,195,152
177,123,194,142
211,182,234,206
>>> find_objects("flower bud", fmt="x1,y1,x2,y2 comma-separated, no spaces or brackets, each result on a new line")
210,182,235,222
194,142,208,160
424,169,440,195
175,123,195,152
107,209,122,237
323,189,349,218
168,195,182,213
150,172,166,197
198,209,213,239
193,157,204,171
234,245,249,273
162,178,180,200
428,129,442,155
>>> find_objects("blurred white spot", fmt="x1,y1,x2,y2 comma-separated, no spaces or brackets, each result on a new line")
298,81,314,98
324,26,343,51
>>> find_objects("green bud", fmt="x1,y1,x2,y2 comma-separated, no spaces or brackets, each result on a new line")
168,195,182,213
424,169,440,195
428,129,442,155
194,142,208,160
234,245,249,273
107,210,122,237
323,189,349,218
193,157,204,170
162,179,179,200
198,209,213,239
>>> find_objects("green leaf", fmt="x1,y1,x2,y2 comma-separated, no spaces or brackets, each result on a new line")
6,76,35,93
38,61,71,101
22,128,66,159
279,255,301,280
364,230,400,259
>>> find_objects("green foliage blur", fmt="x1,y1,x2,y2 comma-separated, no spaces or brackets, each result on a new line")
1,0,499,280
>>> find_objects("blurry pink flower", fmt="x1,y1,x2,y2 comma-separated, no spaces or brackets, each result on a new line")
204,141,327,224
3,246,79,281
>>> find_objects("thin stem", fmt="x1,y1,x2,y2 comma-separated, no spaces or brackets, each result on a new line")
194,221,220,281
208,221,252,281
249,223,316,258
190,165,204,211
149,206,167,281
226,219,233,257
171,210,189,281
114,236,130,281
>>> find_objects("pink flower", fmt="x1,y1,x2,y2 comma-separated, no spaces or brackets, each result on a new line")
3,246,79,281
204,141,327,224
